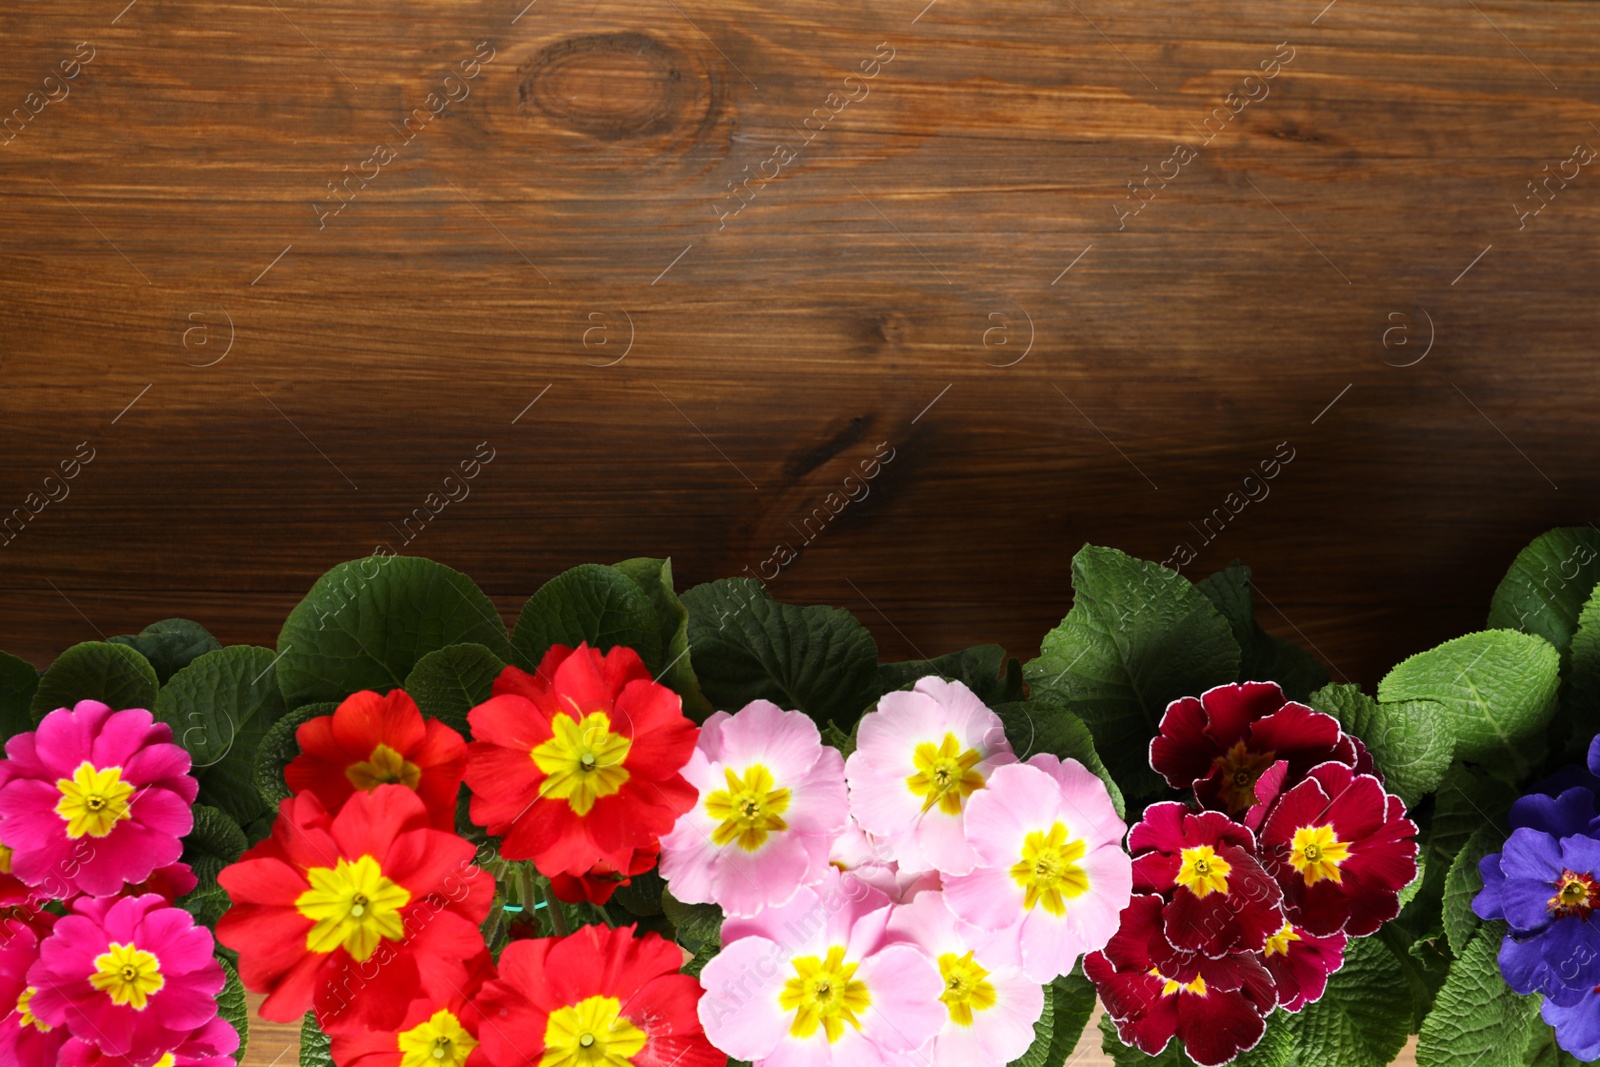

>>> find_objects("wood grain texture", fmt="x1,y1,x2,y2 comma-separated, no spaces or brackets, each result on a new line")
0,3,1589,1060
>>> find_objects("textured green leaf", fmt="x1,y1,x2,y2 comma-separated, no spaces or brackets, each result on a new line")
614,557,713,719
1397,763,1516,943
1308,683,1451,808
993,699,1125,819
819,720,857,760
1025,545,1240,800
1284,936,1411,1067
1566,582,1600,730
1098,1011,1197,1067
252,702,338,808
181,803,248,890
107,618,222,684
1377,630,1561,778
1197,562,1330,701
276,556,511,707
879,643,1025,706
300,1012,333,1067
155,646,287,825
610,866,666,918
1044,971,1099,1067
217,956,249,1064
1488,528,1600,666
30,640,159,722
682,578,880,727
1234,1011,1297,1067
661,890,723,951
512,563,662,675
1524,1024,1598,1066
1417,926,1540,1067
404,642,504,735
0,649,38,739
1444,823,1500,956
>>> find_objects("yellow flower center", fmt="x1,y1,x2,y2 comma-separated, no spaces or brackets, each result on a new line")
398,1008,478,1067
1175,845,1233,898
1548,869,1600,918
531,712,632,816
1147,967,1208,997
152,1056,175,1067
54,761,135,839
937,951,997,1027
778,945,871,1044
346,743,423,791
0,842,13,875
1289,825,1351,886
540,995,646,1066
905,733,986,815
89,942,165,1011
1211,740,1278,814
1264,922,1302,957
295,854,411,962
1008,822,1089,916
15,987,49,1032
705,764,791,851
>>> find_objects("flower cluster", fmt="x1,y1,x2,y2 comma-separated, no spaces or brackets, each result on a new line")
217,642,724,1067
1088,682,1419,1067
1474,735,1600,1060
0,700,234,1067
686,676,1133,1066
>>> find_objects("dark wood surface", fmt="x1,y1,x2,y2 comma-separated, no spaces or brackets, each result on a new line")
0,4,1589,1061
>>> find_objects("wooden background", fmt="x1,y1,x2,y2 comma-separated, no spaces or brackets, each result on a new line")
4,0,1595,1062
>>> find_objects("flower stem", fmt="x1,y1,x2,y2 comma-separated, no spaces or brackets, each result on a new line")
535,869,569,937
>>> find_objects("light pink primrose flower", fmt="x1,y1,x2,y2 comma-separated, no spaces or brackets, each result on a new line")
699,868,945,1067
944,757,1131,982
27,893,224,1060
827,818,941,903
884,890,1045,1067
659,701,849,917
845,677,1016,876
0,702,197,898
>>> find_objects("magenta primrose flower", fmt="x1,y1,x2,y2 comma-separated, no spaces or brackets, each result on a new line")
0,702,197,898
60,1016,240,1067
27,893,224,1060
0,918,67,1067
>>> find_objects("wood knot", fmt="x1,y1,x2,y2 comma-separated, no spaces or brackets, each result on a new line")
518,33,709,143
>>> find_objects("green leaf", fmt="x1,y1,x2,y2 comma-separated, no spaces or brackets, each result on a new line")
1444,823,1500,956
819,720,857,760
681,578,880,727
610,866,666,918
217,956,249,1064
404,643,504,735
1488,528,1600,665
992,699,1125,819
1006,973,1056,1067
1284,935,1411,1067
1098,1011,1197,1067
1307,683,1451,808
1235,1011,1297,1067
181,803,248,890
879,644,1025,706
511,564,662,676
1378,923,1450,1030
1024,545,1240,800
661,890,723,951
0,650,39,739
1398,764,1517,943
155,646,288,825
300,1012,333,1067
613,557,713,719
252,702,339,809
1566,582,1600,730
276,556,512,708
1417,925,1540,1067
1196,562,1330,701
107,618,222,685
29,641,159,723
1044,971,1099,1066
1377,630,1561,778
